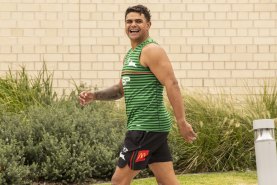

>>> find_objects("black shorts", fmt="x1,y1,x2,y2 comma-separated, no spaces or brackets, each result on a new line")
117,130,172,170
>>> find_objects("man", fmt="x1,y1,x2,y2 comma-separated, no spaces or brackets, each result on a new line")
79,4,197,185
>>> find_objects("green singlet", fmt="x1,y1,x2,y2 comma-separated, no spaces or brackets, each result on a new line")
121,38,172,132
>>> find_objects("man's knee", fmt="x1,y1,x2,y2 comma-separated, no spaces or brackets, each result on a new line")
155,179,163,185
111,174,121,185
111,165,141,185
111,171,133,185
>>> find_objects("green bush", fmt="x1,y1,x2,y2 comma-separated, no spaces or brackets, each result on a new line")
0,114,32,185
0,66,127,183
30,100,126,182
0,99,126,183
0,143,31,185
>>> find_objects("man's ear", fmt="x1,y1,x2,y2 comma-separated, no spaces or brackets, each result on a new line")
147,21,151,29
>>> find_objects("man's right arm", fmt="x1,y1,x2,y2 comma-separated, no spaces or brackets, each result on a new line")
79,80,124,106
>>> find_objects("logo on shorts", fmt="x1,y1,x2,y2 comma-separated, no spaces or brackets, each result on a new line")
135,150,149,163
119,146,128,161
123,146,128,153
119,152,125,160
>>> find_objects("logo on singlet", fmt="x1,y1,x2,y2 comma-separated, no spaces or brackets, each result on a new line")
127,58,136,67
122,76,130,86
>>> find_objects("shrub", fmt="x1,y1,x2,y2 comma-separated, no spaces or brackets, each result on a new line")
0,114,32,185
29,100,126,182
0,142,31,185
0,99,126,183
0,65,127,183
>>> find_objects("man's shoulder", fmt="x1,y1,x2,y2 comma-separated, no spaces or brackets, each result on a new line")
142,43,164,55
140,43,168,67
142,43,168,61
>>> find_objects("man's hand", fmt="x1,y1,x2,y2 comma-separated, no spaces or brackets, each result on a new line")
178,120,197,143
79,91,95,106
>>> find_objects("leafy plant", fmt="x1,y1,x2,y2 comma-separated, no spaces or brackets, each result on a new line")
0,116,32,185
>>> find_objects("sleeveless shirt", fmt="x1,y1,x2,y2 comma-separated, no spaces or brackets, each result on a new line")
121,38,171,132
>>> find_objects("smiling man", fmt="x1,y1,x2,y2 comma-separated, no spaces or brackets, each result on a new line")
79,5,197,185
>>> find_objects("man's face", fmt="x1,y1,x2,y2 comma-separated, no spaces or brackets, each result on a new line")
125,12,151,42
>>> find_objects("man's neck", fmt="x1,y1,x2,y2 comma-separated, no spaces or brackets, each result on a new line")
130,35,149,49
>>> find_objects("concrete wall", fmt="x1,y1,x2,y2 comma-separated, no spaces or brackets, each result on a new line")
0,0,276,95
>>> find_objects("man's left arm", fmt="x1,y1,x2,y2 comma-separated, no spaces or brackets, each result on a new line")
141,44,197,142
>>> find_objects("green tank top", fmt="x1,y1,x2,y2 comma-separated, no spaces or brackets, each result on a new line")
121,38,172,132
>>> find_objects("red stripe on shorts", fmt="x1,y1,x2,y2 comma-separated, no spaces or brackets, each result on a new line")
129,151,135,169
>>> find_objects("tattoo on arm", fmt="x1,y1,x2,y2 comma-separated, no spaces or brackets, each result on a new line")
94,84,123,101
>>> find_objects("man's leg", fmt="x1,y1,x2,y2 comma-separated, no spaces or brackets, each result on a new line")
111,165,140,185
148,161,180,185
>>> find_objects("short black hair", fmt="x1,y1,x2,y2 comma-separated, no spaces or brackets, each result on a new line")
125,5,151,22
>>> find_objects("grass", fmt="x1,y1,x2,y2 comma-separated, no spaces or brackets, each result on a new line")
0,64,56,113
168,91,256,173
97,171,257,185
